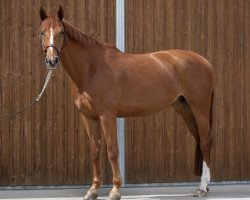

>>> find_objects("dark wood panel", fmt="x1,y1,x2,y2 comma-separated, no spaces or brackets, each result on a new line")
125,0,250,183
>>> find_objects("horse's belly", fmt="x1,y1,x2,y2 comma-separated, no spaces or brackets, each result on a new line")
117,90,180,117
117,103,170,117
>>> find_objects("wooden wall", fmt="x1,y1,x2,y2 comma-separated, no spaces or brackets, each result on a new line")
0,0,115,186
1,0,250,186
125,0,250,183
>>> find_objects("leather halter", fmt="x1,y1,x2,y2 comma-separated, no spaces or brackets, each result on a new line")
43,32,66,58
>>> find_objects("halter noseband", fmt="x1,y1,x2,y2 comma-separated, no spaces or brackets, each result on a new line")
44,44,61,56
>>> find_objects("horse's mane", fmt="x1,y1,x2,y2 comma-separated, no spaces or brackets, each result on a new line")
62,19,102,47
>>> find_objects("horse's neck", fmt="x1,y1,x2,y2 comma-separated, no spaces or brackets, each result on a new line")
61,37,102,90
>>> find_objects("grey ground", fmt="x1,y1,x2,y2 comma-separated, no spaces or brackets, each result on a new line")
0,183,250,200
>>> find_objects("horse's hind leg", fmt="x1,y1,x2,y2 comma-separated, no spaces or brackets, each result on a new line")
81,114,102,200
172,96,203,176
192,111,212,197
185,94,213,197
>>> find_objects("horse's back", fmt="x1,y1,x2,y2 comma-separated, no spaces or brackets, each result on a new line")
153,49,214,75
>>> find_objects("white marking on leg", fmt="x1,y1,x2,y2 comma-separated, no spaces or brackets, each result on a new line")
199,160,210,192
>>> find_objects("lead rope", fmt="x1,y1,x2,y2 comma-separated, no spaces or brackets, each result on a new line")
0,69,53,118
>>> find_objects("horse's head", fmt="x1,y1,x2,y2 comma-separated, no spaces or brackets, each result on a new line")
39,6,65,70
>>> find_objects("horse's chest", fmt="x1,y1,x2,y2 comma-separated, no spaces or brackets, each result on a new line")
74,92,97,117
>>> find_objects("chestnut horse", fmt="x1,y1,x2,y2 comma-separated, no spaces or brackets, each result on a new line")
39,6,215,200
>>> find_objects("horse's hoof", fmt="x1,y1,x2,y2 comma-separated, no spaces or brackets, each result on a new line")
107,192,121,200
193,189,207,197
83,190,98,200
207,187,210,193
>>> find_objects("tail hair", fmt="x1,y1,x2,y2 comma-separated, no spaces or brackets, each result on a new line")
194,141,203,176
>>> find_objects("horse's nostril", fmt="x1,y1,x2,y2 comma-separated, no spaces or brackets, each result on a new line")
54,57,59,64
45,57,49,64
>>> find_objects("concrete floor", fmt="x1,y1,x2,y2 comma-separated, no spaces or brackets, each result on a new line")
0,183,250,200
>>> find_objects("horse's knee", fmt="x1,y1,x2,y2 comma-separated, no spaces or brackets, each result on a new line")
107,149,119,161
90,145,100,161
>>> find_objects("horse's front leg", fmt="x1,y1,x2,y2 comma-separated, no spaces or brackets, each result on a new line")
81,114,103,200
100,114,122,200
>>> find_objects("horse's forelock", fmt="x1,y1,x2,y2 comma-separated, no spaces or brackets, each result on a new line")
41,15,58,30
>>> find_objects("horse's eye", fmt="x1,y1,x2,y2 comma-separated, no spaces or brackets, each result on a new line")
40,32,45,36
60,30,65,35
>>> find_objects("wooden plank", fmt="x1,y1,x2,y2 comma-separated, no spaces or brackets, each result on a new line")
20,0,33,185
234,0,244,180
214,0,226,181
32,0,45,185
107,0,116,45
0,0,3,184
10,1,22,185
221,0,235,181
243,0,250,179
1,0,11,186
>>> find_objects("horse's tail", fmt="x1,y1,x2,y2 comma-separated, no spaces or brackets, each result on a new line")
194,90,214,176
194,139,203,176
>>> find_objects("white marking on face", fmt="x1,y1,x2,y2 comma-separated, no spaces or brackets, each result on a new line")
47,28,55,56
49,28,54,45
199,160,210,192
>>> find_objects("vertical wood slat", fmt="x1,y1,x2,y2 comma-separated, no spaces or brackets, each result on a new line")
244,0,250,179
125,0,250,183
1,0,11,185
21,0,33,185
32,0,44,185
0,0,116,186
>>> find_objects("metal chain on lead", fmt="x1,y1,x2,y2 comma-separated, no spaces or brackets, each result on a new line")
0,69,53,118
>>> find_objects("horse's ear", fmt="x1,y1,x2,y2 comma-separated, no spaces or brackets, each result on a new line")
57,5,64,21
40,6,48,21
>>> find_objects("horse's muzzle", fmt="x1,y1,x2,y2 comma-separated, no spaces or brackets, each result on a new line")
45,56,59,69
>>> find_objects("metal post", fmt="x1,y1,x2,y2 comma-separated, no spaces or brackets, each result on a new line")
116,0,125,185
